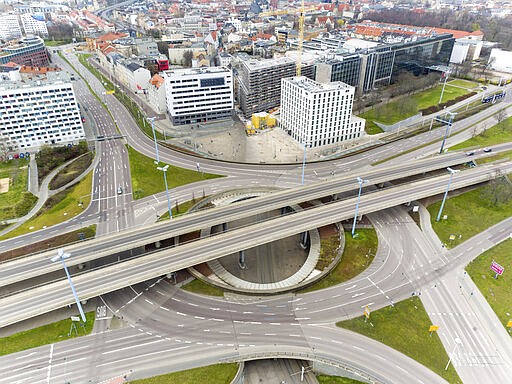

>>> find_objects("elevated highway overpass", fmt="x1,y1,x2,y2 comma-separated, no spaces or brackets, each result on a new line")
0,151,492,289
0,161,510,327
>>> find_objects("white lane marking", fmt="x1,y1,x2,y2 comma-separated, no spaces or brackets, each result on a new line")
46,344,54,384
160,306,169,311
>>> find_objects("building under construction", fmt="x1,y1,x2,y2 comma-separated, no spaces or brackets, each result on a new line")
234,56,315,118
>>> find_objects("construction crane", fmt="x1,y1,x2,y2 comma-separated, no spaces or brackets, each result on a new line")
259,2,315,76
296,0,306,76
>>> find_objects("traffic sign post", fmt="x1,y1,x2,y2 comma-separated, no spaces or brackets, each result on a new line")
429,325,439,337
364,306,371,322
490,261,504,279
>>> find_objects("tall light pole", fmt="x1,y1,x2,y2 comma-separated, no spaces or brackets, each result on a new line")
147,116,159,164
352,177,369,237
437,111,457,154
436,167,460,222
445,337,462,370
438,72,449,104
51,249,86,323
157,164,172,219
301,141,310,185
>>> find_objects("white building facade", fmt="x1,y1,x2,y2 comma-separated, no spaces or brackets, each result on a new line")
163,66,233,125
280,76,365,148
0,14,23,40
20,13,48,36
0,74,84,150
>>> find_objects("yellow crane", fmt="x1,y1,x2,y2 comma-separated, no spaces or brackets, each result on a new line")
259,2,314,76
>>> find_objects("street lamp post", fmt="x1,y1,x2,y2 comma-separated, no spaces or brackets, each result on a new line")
147,116,159,163
437,112,457,154
445,337,462,370
301,142,310,185
439,72,449,104
351,177,369,237
157,164,172,220
51,249,86,323
436,167,460,222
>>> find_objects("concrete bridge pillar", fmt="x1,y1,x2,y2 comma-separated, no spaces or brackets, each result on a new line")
238,250,247,269
300,231,309,249
222,222,228,232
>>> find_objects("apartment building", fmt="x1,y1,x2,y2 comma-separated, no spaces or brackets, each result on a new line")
163,66,233,125
0,36,49,67
20,13,48,37
0,14,23,40
0,70,84,150
280,76,365,148
234,56,315,118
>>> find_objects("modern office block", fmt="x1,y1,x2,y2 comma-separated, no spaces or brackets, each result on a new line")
280,76,365,148
163,66,234,125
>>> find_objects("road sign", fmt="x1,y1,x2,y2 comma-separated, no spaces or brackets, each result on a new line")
429,325,439,332
106,90,115,94
70,316,80,322
490,261,504,276
364,306,370,319
507,320,512,328
449,234,456,241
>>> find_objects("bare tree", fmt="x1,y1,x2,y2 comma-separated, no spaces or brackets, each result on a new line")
494,109,508,132
481,170,512,206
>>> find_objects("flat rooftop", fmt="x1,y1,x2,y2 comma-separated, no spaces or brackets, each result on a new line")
285,76,353,93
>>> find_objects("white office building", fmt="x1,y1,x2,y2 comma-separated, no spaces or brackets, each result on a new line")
280,76,365,148
163,66,233,125
20,13,48,37
0,71,85,150
0,13,23,40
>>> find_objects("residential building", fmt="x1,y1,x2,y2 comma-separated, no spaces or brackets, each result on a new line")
115,61,151,93
0,36,49,67
20,13,48,36
0,68,84,150
147,74,167,114
234,56,315,118
280,76,365,148
163,66,233,125
0,14,23,40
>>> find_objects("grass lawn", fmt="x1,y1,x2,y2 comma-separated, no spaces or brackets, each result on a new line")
360,84,472,134
44,40,72,46
300,229,377,293
181,279,225,296
427,185,512,249
0,311,95,357
466,238,512,331
317,376,366,384
0,159,37,221
0,172,93,240
128,146,222,199
337,297,462,384
450,115,512,151
49,152,93,190
448,79,478,89
128,363,238,384
0,225,96,262
158,199,202,221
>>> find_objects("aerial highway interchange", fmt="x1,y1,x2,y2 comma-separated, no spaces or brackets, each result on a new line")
0,47,511,384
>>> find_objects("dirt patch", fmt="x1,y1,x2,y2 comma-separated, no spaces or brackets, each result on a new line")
0,178,9,193
318,224,338,237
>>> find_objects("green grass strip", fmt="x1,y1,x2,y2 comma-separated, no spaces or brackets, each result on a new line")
127,146,222,199
181,279,225,296
0,312,95,357
128,363,239,384
466,238,512,331
317,376,366,384
300,228,377,293
427,184,512,249
337,297,462,384
0,171,93,240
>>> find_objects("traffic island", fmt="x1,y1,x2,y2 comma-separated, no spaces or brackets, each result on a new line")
336,296,462,384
